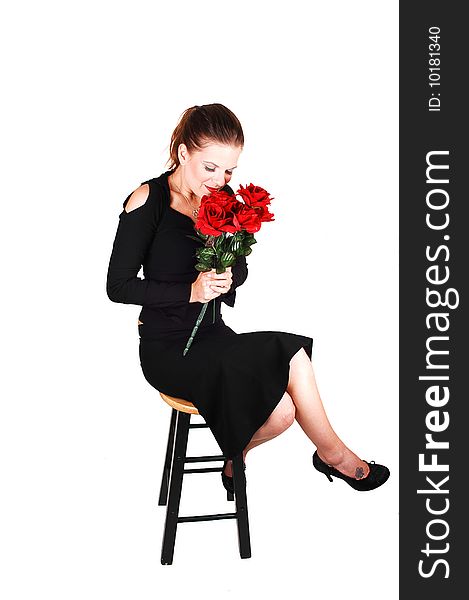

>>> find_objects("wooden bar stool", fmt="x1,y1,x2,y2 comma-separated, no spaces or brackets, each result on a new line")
157,392,251,565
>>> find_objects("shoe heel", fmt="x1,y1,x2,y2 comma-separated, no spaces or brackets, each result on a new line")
313,451,334,482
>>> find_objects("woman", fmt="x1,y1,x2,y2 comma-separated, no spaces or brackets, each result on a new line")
106,103,389,494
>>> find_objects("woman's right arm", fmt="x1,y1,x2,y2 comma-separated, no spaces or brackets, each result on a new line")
106,184,193,307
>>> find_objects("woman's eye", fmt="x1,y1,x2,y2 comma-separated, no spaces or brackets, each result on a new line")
204,166,233,175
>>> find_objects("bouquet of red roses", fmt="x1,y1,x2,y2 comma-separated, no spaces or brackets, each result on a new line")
183,183,275,356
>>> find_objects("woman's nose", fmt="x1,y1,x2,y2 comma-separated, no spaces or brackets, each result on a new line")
212,177,225,188
220,173,232,187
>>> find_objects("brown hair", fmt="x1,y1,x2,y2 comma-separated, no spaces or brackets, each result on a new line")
166,103,244,171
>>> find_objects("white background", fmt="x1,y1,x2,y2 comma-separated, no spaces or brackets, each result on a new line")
1,1,398,598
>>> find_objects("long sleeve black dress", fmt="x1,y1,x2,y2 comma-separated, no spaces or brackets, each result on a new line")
107,169,313,459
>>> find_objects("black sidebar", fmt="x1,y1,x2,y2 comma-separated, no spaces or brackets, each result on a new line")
400,2,466,597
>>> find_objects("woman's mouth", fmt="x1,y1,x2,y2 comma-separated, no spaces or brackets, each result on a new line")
205,185,219,192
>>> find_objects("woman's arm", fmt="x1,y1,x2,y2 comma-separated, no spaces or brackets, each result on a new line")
106,184,192,307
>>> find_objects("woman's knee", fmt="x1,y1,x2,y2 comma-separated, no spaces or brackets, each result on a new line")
266,392,296,434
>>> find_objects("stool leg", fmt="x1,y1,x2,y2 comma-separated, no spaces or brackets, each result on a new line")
232,452,252,559
158,408,177,506
161,410,190,565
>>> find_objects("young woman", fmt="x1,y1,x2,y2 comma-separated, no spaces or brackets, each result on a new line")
106,103,390,495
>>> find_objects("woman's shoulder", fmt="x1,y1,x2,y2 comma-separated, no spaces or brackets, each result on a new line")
123,183,151,213
121,172,169,213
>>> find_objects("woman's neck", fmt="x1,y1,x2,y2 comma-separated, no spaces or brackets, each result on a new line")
168,168,197,201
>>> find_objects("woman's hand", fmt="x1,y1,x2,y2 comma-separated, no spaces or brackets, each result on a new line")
190,266,233,303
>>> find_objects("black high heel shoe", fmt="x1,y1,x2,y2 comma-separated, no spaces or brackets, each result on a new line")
221,458,246,496
312,450,390,491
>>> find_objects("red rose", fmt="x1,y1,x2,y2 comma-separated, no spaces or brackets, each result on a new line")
231,202,262,233
236,183,272,206
252,203,275,223
236,183,275,223
202,189,233,203
196,196,240,236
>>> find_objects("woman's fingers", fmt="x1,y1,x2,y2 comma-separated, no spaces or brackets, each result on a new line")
206,271,232,283
200,268,233,298
208,271,231,279
203,280,217,295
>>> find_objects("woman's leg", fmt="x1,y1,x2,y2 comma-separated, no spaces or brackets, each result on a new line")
223,392,296,477
287,347,370,479
225,346,370,480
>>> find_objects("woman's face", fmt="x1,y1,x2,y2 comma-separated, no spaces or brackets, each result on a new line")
179,141,242,197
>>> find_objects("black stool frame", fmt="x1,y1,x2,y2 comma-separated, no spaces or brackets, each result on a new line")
158,408,251,565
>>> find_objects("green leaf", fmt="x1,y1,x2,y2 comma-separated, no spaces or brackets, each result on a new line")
199,247,216,259
186,234,205,243
243,240,256,250
229,238,241,253
214,234,226,252
220,251,235,267
195,263,211,271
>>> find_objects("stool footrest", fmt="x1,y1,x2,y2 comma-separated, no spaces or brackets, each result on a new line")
183,467,223,474
189,423,210,429
178,512,237,523
185,454,225,463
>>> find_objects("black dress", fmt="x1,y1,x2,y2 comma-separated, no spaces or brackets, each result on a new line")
107,170,313,459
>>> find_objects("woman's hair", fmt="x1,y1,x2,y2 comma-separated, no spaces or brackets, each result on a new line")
166,103,244,170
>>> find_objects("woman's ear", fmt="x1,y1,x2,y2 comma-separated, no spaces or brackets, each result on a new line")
178,143,189,165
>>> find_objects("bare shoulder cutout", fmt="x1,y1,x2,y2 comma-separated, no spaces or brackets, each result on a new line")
124,183,150,213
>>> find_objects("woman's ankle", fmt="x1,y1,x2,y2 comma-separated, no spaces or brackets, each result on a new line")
224,453,247,478
317,444,347,467
317,445,370,479
223,460,233,477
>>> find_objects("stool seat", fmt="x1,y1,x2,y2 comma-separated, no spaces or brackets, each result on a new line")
159,392,199,415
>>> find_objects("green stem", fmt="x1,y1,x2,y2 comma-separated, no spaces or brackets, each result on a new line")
183,302,209,356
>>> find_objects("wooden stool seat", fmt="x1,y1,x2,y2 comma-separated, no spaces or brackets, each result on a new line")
159,392,199,415
157,390,251,564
